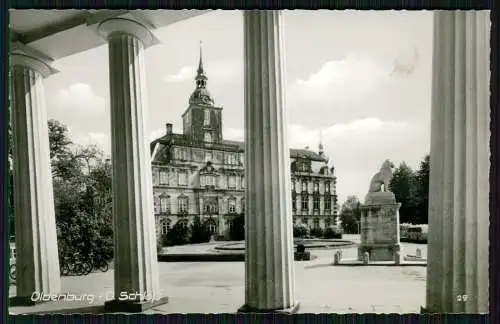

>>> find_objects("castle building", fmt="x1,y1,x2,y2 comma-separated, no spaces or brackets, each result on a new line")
150,47,338,238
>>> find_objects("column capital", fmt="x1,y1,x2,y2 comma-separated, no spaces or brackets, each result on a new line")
10,42,59,78
97,17,159,48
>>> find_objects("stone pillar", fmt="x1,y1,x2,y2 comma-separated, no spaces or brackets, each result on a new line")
10,51,61,304
97,18,166,312
425,10,490,314
239,10,298,313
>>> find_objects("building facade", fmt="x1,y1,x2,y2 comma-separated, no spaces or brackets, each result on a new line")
150,50,338,238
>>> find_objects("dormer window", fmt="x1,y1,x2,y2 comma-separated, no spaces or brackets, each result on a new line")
204,109,210,126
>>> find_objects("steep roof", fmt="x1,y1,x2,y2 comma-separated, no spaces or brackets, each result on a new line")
150,134,328,162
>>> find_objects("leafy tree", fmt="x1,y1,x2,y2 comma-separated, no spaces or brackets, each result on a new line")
166,221,190,246
324,226,342,239
190,216,212,243
413,154,430,224
230,215,245,241
293,224,309,238
339,195,361,234
389,162,418,224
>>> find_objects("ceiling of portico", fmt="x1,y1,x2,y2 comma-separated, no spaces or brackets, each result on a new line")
9,9,208,61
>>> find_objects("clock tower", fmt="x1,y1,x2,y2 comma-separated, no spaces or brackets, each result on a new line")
182,42,223,144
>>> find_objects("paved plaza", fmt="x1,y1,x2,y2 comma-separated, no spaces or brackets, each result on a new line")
9,236,427,314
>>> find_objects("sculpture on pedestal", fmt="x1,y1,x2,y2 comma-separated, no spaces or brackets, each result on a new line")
358,159,402,263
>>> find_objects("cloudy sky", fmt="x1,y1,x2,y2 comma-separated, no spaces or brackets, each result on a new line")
43,10,433,205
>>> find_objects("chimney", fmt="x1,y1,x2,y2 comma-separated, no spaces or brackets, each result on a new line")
166,123,173,135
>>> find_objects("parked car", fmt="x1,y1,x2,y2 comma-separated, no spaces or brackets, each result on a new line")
401,225,427,243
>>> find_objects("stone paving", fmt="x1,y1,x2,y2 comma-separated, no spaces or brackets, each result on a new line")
9,236,428,314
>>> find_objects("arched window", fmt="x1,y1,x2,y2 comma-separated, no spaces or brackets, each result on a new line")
204,132,212,143
161,219,171,235
178,196,188,214
204,200,217,214
228,197,237,214
178,218,188,229
204,109,210,126
160,195,170,214
205,218,217,234
314,218,320,229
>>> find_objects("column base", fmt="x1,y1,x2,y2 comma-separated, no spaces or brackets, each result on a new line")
238,302,300,314
9,296,42,307
420,306,430,313
104,296,169,313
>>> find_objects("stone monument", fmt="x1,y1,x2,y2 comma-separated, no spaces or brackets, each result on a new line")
358,160,402,262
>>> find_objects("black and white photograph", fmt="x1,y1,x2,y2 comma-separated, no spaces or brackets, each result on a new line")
7,9,490,315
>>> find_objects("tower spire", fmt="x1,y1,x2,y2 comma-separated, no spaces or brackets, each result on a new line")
197,40,204,75
319,130,324,155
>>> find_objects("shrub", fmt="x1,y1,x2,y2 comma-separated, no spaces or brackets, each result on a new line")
309,228,324,238
293,224,309,238
324,226,342,239
166,221,190,246
190,216,212,244
230,215,245,241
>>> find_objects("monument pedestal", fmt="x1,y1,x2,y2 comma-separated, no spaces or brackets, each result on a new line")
358,192,402,262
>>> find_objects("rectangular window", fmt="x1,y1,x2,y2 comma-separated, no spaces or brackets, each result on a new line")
178,198,188,213
314,182,319,192
160,197,170,213
205,151,212,162
241,176,245,189
228,175,236,188
301,196,309,211
302,181,307,192
292,195,297,211
200,175,206,186
324,195,331,210
291,179,296,191
313,195,320,210
160,171,169,185
207,175,215,186
178,171,188,186
325,182,331,192
154,197,160,215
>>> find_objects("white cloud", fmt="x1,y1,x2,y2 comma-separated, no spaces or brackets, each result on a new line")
54,83,106,116
223,127,244,141
72,132,111,154
288,55,392,107
163,60,242,84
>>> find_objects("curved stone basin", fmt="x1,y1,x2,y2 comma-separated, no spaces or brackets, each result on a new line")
214,239,356,251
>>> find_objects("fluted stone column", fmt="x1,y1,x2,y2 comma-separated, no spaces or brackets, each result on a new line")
10,52,61,304
97,18,166,312
239,10,298,313
425,10,490,313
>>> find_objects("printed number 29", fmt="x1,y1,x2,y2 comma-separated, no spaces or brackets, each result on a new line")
457,294,469,302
